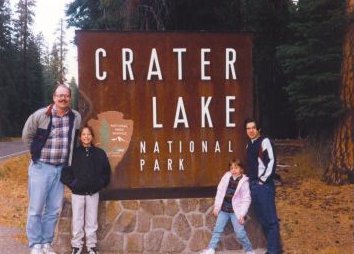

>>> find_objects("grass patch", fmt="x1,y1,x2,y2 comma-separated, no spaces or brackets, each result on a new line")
0,137,22,142
0,167,10,180
0,154,30,229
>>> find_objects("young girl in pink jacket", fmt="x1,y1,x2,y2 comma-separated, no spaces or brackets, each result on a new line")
201,159,255,254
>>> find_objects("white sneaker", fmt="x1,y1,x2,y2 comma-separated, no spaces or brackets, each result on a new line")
42,243,57,254
200,249,215,254
30,244,43,254
246,251,256,254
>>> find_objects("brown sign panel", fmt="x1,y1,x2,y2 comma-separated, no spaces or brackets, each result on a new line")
76,31,253,199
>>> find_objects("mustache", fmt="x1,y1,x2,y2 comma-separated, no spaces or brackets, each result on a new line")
58,99,69,103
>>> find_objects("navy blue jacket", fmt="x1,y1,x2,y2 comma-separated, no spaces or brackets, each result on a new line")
246,136,276,183
60,145,111,195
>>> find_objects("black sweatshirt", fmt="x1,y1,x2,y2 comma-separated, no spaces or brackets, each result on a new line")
60,145,111,195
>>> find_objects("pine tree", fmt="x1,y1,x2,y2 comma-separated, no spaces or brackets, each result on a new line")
66,0,172,31
12,0,37,133
66,0,102,29
277,0,346,136
36,32,54,105
26,35,44,110
324,0,354,184
54,19,68,83
0,0,13,136
241,0,296,137
69,77,78,110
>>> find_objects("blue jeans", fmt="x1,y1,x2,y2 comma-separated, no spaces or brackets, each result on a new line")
208,211,253,251
26,161,64,248
250,181,282,254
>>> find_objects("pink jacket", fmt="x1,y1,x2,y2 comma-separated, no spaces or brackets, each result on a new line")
214,172,251,219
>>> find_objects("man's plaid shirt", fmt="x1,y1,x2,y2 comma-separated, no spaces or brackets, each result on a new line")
39,107,70,165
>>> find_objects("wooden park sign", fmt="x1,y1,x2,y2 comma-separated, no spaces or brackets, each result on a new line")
76,31,253,199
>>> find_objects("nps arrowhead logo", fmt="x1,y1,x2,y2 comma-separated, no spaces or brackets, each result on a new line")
88,111,134,171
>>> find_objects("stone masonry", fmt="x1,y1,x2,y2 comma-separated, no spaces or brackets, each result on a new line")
54,197,265,254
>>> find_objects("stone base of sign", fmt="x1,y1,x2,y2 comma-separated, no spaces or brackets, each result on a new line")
54,197,266,254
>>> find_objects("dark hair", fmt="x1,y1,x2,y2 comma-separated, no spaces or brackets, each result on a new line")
79,126,95,146
229,159,244,173
53,83,71,96
244,117,260,130
79,125,95,137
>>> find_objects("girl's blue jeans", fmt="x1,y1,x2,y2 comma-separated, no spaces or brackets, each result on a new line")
208,210,253,251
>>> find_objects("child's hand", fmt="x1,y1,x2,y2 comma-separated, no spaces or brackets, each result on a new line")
213,208,219,217
238,216,245,225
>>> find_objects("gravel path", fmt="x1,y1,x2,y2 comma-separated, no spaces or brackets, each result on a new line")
0,226,28,254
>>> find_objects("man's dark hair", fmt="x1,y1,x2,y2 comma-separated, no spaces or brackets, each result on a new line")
244,117,261,130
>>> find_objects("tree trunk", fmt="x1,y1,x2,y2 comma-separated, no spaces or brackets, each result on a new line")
324,0,354,184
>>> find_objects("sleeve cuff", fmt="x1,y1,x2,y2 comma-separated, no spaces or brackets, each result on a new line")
258,178,266,183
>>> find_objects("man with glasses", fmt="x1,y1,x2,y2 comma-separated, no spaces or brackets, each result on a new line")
22,84,81,254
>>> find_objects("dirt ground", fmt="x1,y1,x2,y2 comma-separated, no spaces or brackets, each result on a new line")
275,141,353,254
0,142,352,253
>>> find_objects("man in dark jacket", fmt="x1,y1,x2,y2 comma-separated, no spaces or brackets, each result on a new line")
245,118,282,254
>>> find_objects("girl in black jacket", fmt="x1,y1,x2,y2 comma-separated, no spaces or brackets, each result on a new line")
61,126,110,254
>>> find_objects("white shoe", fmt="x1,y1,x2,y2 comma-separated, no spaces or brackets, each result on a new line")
30,244,43,254
42,243,57,254
200,249,215,254
246,251,256,254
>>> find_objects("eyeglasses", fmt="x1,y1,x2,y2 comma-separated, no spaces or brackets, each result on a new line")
55,94,71,99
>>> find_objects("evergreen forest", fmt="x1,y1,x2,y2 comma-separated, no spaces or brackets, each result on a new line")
0,0,352,183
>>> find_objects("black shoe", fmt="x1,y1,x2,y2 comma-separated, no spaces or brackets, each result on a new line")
87,247,99,254
71,247,82,254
